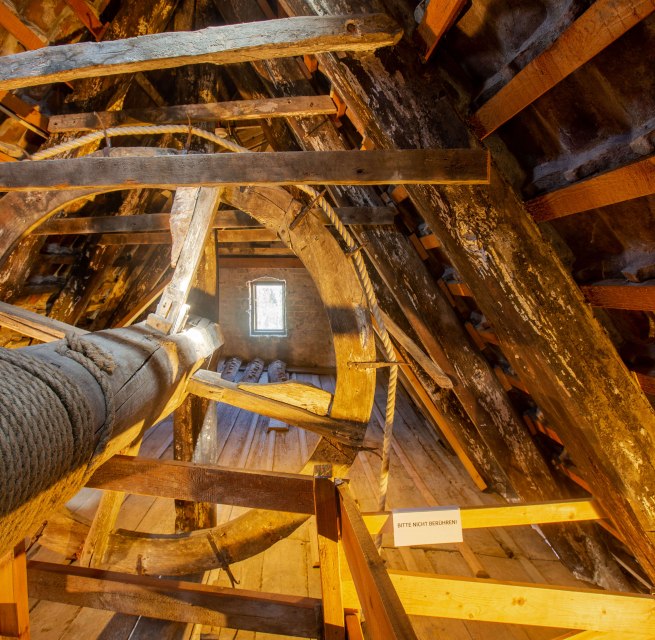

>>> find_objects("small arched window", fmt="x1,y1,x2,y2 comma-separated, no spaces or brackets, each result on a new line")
249,277,287,337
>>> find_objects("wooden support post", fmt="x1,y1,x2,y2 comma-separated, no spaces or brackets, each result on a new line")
0,541,29,640
47,95,338,132
0,149,491,191
313,465,345,640
527,156,655,221
0,15,401,90
337,484,418,640
471,0,655,138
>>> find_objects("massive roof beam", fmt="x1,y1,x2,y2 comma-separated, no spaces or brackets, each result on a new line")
0,149,491,190
0,14,401,91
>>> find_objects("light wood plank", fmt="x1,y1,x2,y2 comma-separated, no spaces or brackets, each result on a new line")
416,0,466,61
342,569,655,635
528,156,655,220
0,541,29,639
86,455,315,514
27,561,321,638
472,0,655,138
48,95,338,132
0,300,88,342
361,499,605,535
0,14,401,90
0,149,491,190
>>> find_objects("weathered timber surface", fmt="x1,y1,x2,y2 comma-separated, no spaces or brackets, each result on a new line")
0,318,223,556
472,0,655,138
0,15,402,90
580,280,655,311
211,1,626,586
33,213,172,235
48,95,338,131
87,456,315,513
0,149,490,191
291,0,655,581
28,561,321,638
0,301,88,342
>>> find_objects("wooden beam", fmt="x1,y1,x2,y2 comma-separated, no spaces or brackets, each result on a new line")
580,280,655,311
0,0,47,51
187,369,364,446
472,0,655,138
0,301,89,342
62,0,106,40
0,541,29,640
361,498,605,535
33,205,395,236
219,228,278,243
97,231,170,245
416,0,466,61
86,455,315,514
27,561,321,638
313,467,345,640
218,256,304,268
148,187,221,333
0,14,402,90
342,569,655,635
48,95,338,132
0,149,491,191
338,484,419,640
527,156,655,221
0,90,48,134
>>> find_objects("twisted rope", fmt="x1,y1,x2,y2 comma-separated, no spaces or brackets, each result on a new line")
55,333,116,459
30,124,399,539
0,348,95,516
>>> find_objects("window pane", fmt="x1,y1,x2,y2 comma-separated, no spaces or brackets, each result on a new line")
255,283,285,332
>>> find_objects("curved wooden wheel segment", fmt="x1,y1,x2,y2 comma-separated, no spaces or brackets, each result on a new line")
1,149,377,573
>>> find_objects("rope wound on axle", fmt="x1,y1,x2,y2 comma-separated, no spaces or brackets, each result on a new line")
0,335,115,517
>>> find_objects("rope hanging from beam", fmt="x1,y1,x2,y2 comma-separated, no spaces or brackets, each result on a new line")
0,335,115,517
28,123,400,541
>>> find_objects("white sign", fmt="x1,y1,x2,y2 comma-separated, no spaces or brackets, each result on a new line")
392,506,463,546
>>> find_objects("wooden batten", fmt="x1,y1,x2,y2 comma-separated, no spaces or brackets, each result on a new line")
0,149,491,191
0,14,402,90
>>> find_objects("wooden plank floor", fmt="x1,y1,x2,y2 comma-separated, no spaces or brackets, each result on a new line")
27,372,596,639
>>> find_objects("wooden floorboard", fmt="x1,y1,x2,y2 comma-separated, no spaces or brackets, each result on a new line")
28,374,592,639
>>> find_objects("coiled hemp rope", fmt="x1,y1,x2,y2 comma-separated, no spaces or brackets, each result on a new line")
30,125,399,544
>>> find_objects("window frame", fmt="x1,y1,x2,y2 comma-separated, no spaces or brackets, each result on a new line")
248,277,287,337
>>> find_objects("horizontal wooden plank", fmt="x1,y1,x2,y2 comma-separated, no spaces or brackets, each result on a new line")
342,569,655,635
527,156,655,221
220,228,279,243
0,14,401,90
188,369,365,445
87,455,315,514
581,280,655,311
472,0,655,138
361,499,605,535
218,257,304,268
97,232,171,245
34,205,396,236
0,149,490,190
48,95,338,132
28,561,321,638
0,301,88,342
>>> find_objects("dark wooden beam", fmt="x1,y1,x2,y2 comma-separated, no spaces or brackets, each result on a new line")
87,455,315,514
280,0,655,583
338,484,418,640
48,95,338,132
0,149,491,190
527,156,655,221
27,561,321,638
0,14,402,90
218,256,304,268
471,0,655,138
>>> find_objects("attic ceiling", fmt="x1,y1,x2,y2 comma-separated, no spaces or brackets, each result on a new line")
0,0,654,603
